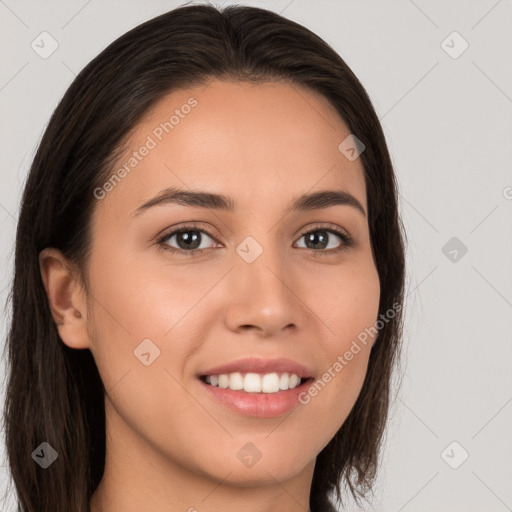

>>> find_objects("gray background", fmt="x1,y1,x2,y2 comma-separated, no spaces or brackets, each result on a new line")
1,1,511,511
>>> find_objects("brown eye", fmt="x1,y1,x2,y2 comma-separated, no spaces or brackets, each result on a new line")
295,225,354,255
157,224,220,256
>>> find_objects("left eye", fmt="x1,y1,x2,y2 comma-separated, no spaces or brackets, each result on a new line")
295,228,347,251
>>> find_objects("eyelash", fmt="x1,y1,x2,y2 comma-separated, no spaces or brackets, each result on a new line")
156,222,355,257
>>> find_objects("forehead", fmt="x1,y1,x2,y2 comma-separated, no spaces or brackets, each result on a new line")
93,79,367,221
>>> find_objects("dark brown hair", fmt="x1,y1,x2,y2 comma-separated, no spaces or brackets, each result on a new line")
2,3,406,511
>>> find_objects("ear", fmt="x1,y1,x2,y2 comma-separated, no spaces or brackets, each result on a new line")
39,247,91,350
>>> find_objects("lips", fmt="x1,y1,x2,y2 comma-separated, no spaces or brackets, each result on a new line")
198,374,314,418
198,356,314,379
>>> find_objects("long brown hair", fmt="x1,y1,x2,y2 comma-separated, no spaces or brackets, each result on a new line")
2,4,406,511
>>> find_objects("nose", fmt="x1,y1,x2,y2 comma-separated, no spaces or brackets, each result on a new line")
224,241,302,337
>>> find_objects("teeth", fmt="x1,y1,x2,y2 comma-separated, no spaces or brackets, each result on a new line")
229,372,244,390
204,372,304,393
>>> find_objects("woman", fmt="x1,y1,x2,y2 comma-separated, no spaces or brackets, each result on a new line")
2,4,406,511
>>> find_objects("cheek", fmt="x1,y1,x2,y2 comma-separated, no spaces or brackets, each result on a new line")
84,240,225,415
86,237,197,339
304,254,381,350
298,259,380,433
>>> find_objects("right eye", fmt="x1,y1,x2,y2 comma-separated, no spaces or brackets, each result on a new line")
157,224,221,256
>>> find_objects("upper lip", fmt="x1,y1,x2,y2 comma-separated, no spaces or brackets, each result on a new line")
199,357,314,378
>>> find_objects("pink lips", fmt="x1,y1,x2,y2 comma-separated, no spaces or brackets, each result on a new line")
197,357,315,418
199,379,313,418
198,356,314,378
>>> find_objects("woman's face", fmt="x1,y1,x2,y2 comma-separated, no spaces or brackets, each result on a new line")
72,80,380,488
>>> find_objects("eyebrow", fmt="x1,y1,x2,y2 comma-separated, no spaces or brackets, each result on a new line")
132,186,366,218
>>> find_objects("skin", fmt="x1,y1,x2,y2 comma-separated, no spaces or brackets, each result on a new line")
39,80,380,512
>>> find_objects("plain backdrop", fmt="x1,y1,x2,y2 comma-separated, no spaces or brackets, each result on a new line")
1,1,511,511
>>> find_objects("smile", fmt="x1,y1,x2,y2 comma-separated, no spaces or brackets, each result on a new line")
198,374,314,418
201,371,303,393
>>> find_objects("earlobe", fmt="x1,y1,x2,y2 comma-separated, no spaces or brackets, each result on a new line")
38,247,90,349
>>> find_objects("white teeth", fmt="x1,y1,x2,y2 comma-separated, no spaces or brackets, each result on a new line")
229,372,244,390
244,373,261,392
203,371,304,393
208,375,218,386
289,373,301,388
261,373,280,393
218,374,229,388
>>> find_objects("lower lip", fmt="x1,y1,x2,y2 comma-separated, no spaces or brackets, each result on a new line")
198,377,314,418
